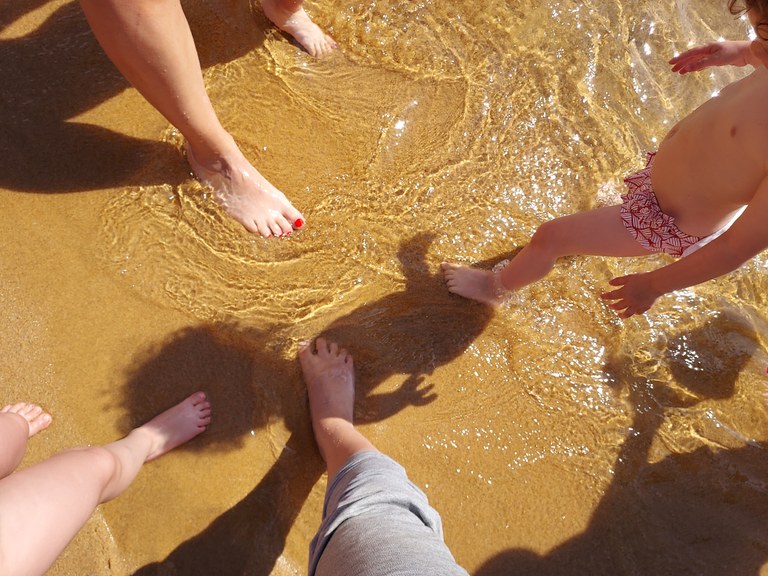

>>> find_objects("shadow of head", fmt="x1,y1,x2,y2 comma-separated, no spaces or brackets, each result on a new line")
599,310,758,413
319,233,494,419
663,311,757,406
118,323,302,452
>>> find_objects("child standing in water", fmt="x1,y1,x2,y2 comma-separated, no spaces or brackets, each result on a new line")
443,0,768,318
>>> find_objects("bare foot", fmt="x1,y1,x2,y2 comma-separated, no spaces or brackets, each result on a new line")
441,262,505,306
1,403,52,437
298,338,355,427
185,142,305,238
260,0,337,58
138,392,211,461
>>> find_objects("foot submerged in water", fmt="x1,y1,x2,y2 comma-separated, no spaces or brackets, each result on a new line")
185,142,305,238
260,0,338,58
298,338,355,427
441,262,507,306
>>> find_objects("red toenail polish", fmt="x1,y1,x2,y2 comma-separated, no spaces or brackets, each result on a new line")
294,218,304,228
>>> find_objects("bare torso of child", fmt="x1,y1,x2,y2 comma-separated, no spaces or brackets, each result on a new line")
652,65,768,236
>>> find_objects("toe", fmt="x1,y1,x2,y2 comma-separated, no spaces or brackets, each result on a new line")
22,404,42,419
239,218,260,235
269,221,284,237
273,215,293,237
254,219,273,238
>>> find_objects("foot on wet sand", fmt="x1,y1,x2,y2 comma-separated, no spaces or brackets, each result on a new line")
298,337,355,428
185,143,305,238
139,392,211,462
1,403,52,437
441,262,506,306
261,0,337,58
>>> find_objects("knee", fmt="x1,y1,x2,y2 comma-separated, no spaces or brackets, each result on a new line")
80,446,121,488
528,219,562,254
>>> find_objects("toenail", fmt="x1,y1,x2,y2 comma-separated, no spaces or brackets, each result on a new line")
294,218,304,228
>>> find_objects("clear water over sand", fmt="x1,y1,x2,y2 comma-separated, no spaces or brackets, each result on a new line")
2,0,768,574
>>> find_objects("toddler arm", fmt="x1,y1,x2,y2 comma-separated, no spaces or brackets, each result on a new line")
669,41,757,74
602,175,768,318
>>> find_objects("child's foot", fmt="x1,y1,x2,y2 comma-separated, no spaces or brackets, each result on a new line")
260,0,338,58
0,403,52,437
185,142,305,238
441,262,505,306
298,338,355,429
138,392,211,461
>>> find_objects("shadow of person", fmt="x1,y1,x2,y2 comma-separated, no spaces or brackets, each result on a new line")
476,311,768,576
663,312,756,404
321,232,496,422
130,233,496,575
0,0,267,193
118,322,322,576
116,323,280,451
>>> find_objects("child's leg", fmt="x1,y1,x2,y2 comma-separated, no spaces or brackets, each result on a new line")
260,0,337,58
0,403,52,479
298,338,375,480
0,393,210,576
442,205,651,305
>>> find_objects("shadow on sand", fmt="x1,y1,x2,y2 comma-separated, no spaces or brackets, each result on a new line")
120,234,493,575
0,0,267,193
475,311,768,576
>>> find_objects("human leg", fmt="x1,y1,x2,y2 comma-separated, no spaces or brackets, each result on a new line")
0,392,210,576
78,0,304,238
261,0,337,58
298,337,374,480
0,403,51,480
442,205,652,305
299,338,467,576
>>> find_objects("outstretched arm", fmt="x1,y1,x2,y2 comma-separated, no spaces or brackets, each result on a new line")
669,40,764,74
602,175,768,318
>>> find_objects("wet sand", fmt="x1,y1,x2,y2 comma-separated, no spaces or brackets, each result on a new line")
2,1,768,574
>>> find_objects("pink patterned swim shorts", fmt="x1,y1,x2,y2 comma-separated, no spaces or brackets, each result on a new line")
620,152,703,258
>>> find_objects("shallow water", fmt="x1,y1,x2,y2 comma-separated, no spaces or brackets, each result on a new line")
2,0,768,574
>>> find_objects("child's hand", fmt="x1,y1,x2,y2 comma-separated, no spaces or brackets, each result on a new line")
669,41,752,74
600,274,661,318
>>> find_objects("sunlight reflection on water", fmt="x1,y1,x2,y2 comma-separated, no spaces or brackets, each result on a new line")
95,0,768,571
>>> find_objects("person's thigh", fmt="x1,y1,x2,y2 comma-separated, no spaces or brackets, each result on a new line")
0,447,113,575
539,205,653,258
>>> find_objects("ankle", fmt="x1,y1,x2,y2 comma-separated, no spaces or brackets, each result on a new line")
186,135,242,171
313,414,353,436
490,259,514,299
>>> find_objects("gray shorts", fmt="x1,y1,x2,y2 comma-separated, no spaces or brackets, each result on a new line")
309,451,469,576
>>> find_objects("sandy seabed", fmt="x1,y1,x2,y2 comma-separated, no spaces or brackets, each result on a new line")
2,1,768,574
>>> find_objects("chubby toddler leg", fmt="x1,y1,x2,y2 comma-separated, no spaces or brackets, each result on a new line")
442,205,651,305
